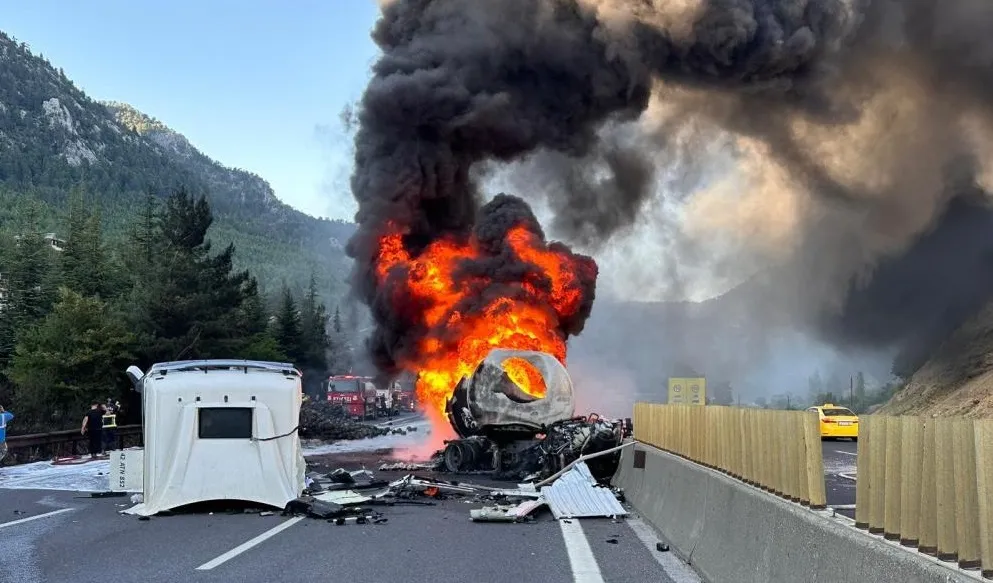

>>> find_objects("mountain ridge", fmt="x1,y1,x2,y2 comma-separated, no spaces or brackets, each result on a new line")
0,30,355,305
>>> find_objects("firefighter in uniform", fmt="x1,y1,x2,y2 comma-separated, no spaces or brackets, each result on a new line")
102,400,118,454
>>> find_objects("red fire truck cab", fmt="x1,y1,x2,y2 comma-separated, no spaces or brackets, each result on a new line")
393,380,417,413
325,375,376,420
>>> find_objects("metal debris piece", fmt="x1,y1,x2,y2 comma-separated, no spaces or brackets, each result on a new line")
329,468,354,483
378,461,437,471
491,488,543,499
315,490,372,506
539,461,628,519
470,498,547,522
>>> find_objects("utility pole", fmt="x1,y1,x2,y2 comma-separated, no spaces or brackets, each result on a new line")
850,375,854,410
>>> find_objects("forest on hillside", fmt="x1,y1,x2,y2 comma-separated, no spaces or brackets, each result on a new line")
0,31,356,306
0,187,360,434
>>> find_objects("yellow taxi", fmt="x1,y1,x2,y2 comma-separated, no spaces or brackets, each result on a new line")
806,404,859,441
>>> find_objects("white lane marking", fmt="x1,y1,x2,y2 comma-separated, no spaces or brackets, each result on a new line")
0,507,74,529
835,450,858,457
627,516,703,583
559,519,606,583
195,516,304,571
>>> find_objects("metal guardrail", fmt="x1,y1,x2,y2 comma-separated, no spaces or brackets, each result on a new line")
2,425,143,465
633,403,827,509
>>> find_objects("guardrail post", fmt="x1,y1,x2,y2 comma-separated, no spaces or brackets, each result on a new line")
802,410,826,509
884,415,903,540
785,411,799,502
742,408,754,485
952,419,980,570
975,419,993,579
869,415,887,534
773,410,785,497
737,408,747,481
756,409,776,492
935,417,958,563
855,414,872,529
899,415,922,547
919,416,938,556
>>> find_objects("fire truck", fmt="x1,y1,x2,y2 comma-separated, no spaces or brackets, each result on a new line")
326,375,419,419
325,375,378,420
393,376,417,413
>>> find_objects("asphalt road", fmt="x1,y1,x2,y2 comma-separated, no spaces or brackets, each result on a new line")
0,419,859,583
0,479,700,583
821,438,858,517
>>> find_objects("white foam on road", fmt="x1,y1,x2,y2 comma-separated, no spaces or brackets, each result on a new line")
0,459,110,492
0,416,434,493
301,416,432,456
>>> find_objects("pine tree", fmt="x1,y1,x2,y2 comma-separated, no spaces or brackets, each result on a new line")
274,286,303,364
62,187,107,298
10,287,136,427
131,187,273,364
328,304,355,374
0,205,60,369
298,274,329,372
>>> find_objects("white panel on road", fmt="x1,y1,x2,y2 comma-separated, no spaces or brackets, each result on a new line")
108,449,143,492
541,461,628,519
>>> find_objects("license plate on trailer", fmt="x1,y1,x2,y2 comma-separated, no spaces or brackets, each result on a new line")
838,421,852,426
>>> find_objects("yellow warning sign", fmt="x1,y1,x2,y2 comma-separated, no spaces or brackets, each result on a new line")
668,377,706,406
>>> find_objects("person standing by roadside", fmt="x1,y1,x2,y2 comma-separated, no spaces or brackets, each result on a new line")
0,405,13,463
81,402,104,459
102,398,118,453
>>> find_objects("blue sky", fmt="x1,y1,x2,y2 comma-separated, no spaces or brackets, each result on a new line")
3,0,381,220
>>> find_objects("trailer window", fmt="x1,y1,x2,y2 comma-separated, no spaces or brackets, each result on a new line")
198,407,253,439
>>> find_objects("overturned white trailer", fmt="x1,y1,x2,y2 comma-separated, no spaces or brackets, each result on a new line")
121,360,306,516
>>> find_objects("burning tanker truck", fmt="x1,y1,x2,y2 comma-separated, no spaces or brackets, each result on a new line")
437,349,632,481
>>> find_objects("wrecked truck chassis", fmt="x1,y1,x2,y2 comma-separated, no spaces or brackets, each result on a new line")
437,349,631,480
440,417,629,481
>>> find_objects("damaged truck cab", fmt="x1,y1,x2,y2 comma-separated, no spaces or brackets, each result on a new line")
121,359,307,517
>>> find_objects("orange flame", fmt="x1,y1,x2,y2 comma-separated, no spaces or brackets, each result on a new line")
375,223,594,418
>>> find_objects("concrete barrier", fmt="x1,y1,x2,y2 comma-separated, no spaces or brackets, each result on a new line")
613,442,980,583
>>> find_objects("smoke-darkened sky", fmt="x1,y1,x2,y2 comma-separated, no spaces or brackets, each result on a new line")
349,0,993,382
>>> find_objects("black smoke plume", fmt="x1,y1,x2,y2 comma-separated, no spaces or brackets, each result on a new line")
348,0,993,378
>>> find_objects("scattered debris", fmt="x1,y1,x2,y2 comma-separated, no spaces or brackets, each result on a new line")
378,461,435,471
298,401,390,441
470,499,546,522
306,469,387,493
